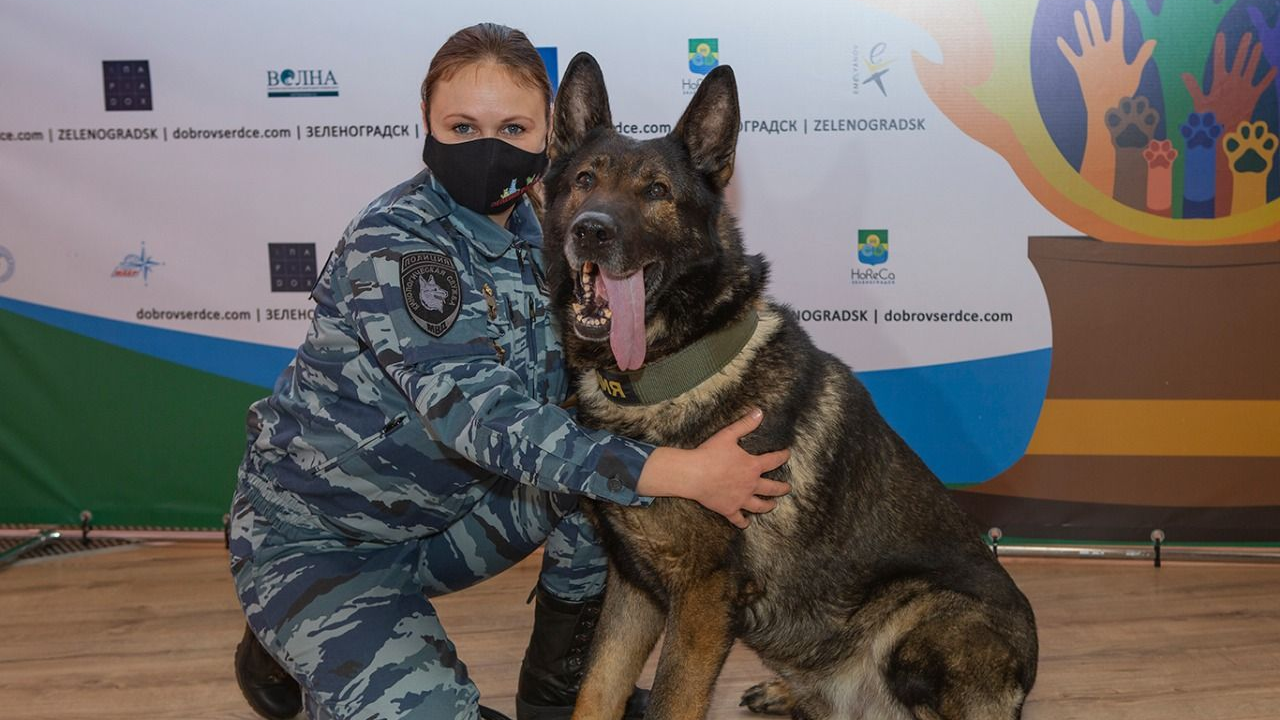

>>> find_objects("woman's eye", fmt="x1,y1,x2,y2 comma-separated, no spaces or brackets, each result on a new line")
501,124,526,136
646,182,670,200
575,171,595,189
452,123,474,135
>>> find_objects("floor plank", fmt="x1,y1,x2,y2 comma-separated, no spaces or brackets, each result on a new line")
0,543,1277,719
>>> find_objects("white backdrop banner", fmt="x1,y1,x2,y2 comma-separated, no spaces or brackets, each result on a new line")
5,0,1274,536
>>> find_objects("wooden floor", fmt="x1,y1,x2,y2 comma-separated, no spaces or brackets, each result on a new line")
1,542,1278,719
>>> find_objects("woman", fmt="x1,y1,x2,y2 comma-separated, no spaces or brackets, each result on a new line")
229,23,790,720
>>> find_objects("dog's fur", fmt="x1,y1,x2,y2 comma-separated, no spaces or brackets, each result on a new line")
541,53,1038,720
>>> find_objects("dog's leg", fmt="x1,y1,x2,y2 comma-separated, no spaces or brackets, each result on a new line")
571,564,664,720
740,678,794,715
644,570,736,720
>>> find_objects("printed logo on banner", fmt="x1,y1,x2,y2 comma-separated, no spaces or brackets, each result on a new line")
857,229,889,265
267,69,340,98
112,243,163,285
269,243,318,292
851,229,895,285
0,246,14,284
852,43,892,97
103,61,152,111
537,47,559,94
688,39,719,75
684,38,720,94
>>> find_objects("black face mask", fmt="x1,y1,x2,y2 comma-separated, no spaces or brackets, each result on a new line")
422,133,548,216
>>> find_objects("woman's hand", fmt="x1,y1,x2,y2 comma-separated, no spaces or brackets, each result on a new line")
635,408,791,529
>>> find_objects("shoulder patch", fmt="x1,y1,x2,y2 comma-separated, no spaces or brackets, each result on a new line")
401,251,461,337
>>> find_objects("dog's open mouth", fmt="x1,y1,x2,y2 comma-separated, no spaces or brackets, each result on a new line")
572,262,611,338
572,261,647,371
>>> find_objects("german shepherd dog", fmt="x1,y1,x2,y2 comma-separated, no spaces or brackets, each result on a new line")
541,53,1038,720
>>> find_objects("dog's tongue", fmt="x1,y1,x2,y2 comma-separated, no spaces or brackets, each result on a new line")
599,268,646,371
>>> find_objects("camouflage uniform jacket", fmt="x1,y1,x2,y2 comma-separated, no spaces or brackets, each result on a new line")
239,169,654,541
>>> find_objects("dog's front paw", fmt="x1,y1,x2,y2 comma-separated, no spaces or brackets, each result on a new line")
739,679,793,716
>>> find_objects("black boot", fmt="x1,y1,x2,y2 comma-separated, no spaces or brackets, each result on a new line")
235,623,303,720
515,585,649,720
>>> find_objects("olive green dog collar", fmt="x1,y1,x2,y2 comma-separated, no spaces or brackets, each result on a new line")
594,310,760,406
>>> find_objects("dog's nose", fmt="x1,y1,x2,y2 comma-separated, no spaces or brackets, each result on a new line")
572,212,617,245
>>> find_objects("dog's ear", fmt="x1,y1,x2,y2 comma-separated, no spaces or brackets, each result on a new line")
672,65,740,189
551,52,613,160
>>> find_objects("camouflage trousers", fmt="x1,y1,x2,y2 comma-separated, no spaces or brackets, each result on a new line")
228,472,608,720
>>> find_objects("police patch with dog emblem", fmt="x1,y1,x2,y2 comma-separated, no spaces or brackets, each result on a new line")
401,251,461,337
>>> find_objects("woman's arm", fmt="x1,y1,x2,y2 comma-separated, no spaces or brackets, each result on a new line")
333,212,788,524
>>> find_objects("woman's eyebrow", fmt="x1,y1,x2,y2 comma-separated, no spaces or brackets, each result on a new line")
440,113,536,125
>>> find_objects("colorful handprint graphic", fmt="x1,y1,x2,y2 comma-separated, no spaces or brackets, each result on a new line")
1129,0,1236,217
1057,0,1156,198
1182,32,1277,218
1248,6,1280,119
871,0,1280,244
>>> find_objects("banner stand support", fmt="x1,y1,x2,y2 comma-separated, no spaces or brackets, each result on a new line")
988,527,1003,558
0,530,62,570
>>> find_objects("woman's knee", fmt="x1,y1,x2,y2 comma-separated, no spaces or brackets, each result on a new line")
416,480,566,595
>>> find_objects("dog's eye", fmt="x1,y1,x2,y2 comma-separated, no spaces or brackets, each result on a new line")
646,182,670,200
575,171,595,190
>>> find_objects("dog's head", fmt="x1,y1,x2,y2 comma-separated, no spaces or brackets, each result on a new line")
542,52,764,372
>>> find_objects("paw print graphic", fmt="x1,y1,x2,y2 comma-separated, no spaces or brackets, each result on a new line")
1107,96,1160,209
1180,111,1223,150
1143,139,1178,169
1224,121,1279,174
1222,120,1278,214
1179,112,1224,215
1107,96,1160,149
1143,139,1178,216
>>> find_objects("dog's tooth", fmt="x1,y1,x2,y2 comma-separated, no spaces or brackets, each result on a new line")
603,308,612,319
